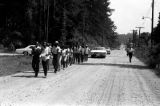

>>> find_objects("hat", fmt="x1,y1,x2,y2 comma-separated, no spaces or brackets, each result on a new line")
55,41,59,44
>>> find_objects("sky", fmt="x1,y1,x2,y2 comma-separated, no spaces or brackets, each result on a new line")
110,0,160,34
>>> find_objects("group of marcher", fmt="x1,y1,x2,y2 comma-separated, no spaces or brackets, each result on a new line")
31,41,90,78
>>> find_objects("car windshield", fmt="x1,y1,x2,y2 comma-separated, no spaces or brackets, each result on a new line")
29,46,34,48
93,47,105,50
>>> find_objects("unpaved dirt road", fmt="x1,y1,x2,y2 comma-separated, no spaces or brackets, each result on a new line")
1,50,160,106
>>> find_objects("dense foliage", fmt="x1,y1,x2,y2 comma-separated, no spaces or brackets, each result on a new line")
148,12,160,68
153,13,160,45
0,0,117,49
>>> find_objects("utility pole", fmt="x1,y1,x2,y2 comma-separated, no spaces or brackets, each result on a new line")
151,0,154,48
136,27,144,47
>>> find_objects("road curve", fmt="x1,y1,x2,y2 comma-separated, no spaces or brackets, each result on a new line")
1,50,160,106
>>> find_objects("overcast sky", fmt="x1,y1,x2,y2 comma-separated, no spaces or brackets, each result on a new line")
110,0,160,34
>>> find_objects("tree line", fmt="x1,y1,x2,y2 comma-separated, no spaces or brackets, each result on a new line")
134,12,160,69
0,0,118,49
149,13,160,68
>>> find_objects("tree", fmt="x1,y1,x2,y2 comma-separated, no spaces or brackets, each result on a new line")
140,32,150,46
153,13,160,45
0,0,118,48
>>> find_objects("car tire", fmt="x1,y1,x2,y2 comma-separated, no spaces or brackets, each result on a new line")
23,51,28,56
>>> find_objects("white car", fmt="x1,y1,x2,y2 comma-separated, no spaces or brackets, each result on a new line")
15,45,35,55
90,47,107,58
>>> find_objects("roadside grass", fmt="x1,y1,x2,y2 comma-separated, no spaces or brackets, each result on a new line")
0,48,15,53
0,56,33,77
134,47,150,64
134,46,160,75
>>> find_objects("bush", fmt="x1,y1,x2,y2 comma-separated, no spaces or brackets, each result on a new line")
147,55,157,68
145,44,160,68
135,46,158,69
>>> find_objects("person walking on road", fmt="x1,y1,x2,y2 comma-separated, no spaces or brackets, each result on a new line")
61,46,67,69
40,42,50,78
46,43,52,71
128,47,134,63
77,45,82,64
73,45,78,64
84,45,90,62
32,42,41,77
81,45,85,63
52,41,61,73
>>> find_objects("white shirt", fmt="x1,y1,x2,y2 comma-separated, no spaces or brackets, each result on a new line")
85,47,90,54
40,47,50,61
52,46,61,54
62,49,67,57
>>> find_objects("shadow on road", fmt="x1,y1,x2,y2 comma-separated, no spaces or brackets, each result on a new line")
12,75,46,78
23,71,55,73
79,62,149,70
11,70,55,78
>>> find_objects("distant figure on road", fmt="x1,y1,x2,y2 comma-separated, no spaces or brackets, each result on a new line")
84,45,90,62
61,46,67,69
78,45,82,64
128,47,134,63
32,42,41,77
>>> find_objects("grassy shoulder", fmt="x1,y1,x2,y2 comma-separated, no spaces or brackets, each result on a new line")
134,46,160,75
134,47,150,63
0,56,33,77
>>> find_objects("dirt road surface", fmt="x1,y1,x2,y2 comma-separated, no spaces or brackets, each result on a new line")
1,50,160,106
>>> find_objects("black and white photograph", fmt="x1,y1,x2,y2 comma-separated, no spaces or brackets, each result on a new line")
0,0,160,106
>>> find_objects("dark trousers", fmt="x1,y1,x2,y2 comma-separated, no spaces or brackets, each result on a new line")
32,59,40,77
73,53,76,64
47,59,50,71
61,56,66,69
75,53,78,64
53,54,59,73
42,59,49,76
128,53,133,63
69,56,73,65
81,54,84,63
85,54,88,61
77,53,81,64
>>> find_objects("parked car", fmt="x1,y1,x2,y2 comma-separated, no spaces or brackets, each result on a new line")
15,45,35,55
106,47,111,54
90,47,107,58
